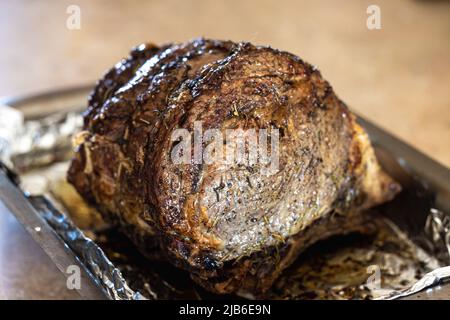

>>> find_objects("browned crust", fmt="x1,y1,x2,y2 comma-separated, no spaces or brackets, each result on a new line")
68,38,400,295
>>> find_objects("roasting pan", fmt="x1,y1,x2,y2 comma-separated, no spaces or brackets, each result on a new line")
0,86,449,300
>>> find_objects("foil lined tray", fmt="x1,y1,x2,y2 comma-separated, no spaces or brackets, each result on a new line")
0,86,449,300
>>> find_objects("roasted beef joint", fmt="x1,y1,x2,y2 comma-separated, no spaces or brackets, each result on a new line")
68,38,400,295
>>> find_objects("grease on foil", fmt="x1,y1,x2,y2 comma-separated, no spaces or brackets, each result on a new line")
1,108,450,300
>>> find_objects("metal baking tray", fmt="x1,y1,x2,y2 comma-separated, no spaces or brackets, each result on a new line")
0,86,449,300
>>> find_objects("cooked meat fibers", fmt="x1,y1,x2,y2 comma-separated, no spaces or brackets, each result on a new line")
68,39,400,295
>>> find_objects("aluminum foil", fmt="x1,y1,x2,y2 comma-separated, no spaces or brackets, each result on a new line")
0,105,82,172
1,106,449,300
29,196,146,300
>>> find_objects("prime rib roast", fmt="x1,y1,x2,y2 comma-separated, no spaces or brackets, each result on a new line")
67,38,400,295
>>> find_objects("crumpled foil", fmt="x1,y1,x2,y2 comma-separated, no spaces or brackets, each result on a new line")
29,196,146,300
381,209,450,300
425,209,450,261
0,105,81,172
1,107,450,300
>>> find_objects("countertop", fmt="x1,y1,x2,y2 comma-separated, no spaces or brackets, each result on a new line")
0,0,449,299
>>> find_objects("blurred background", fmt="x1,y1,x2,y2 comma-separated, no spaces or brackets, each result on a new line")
0,0,449,166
